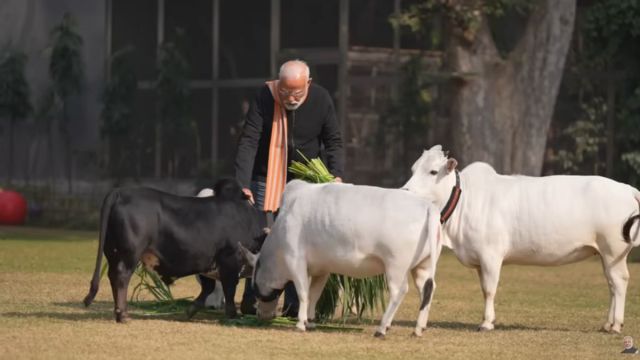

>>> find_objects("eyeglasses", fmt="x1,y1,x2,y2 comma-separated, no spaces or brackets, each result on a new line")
278,87,306,100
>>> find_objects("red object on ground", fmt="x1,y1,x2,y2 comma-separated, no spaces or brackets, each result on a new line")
0,190,28,225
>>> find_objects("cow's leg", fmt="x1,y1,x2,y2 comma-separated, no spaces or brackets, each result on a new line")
375,269,409,338
187,275,216,319
600,256,616,332
108,260,134,323
602,257,630,333
411,262,435,337
306,273,330,329
477,259,502,331
218,267,240,319
291,270,311,331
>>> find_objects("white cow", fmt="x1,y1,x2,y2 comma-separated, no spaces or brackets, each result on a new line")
402,145,640,332
240,180,443,337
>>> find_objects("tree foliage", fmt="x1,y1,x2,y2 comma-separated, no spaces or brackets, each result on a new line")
548,1,640,185
49,12,83,101
0,48,32,121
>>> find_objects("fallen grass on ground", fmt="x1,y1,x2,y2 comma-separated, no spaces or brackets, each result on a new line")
0,226,639,360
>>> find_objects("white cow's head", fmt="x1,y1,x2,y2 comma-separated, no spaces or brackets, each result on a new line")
239,245,283,320
402,145,458,206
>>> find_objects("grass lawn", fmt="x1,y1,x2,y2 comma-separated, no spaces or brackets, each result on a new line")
0,225,639,359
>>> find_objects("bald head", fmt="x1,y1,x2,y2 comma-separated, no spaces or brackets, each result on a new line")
279,60,310,81
277,60,311,110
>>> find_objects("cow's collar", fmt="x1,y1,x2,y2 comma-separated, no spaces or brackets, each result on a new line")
440,170,461,224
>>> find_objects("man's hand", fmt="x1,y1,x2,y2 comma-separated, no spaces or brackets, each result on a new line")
242,188,255,204
334,177,343,183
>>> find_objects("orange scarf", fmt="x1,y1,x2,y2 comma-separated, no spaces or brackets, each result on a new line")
263,81,288,212
263,80,308,212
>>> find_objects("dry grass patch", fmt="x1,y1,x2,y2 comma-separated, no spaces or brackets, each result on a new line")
0,226,639,359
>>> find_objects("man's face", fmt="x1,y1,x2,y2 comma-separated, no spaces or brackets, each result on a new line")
624,336,634,349
278,76,310,110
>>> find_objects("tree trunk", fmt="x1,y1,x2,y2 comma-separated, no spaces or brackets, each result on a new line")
605,60,616,178
47,121,54,189
8,117,15,185
62,101,73,194
443,0,576,175
154,122,162,178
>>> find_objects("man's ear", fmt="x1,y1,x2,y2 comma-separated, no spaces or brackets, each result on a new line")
238,243,258,267
446,158,458,173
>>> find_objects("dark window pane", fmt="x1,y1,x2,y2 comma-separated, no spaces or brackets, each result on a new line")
349,0,394,48
219,0,270,79
112,0,157,80
313,64,338,101
217,88,256,176
129,89,157,177
165,0,213,79
191,88,213,169
281,0,339,48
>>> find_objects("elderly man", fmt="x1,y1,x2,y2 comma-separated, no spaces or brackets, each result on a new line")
235,60,344,317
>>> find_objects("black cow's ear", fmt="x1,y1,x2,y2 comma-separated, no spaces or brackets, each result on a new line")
238,243,258,267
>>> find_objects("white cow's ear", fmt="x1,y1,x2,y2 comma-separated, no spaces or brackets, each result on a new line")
428,144,442,152
239,243,258,267
446,158,458,173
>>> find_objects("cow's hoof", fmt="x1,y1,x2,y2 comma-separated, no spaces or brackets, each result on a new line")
186,304,203,319
610,324,623,334
296,322,307,332
477,324,494,332
373,331,386,339
306,321,317,330
225,306,239,319
240,301,257,316
115,314,130,323
600,323,613,333
413,328,425,337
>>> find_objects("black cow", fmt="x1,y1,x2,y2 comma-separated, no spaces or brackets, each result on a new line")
83,178,266,322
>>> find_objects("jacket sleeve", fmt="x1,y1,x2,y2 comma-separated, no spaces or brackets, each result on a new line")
320,94,344,178
235,90,265,188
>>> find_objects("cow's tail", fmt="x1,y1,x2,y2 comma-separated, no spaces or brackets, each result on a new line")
622,188,640,246
83,189,119,307
420,205,442,310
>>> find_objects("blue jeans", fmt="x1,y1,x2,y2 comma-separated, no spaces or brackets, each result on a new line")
242,181,299,316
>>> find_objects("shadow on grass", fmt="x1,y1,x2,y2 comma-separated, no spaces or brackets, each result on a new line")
390,319,568,332
6,300,365,333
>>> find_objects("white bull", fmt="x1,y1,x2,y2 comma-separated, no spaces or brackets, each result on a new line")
240,180,443,337
403,145,640,332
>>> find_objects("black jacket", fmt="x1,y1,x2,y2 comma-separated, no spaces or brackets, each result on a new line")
235,83,344,188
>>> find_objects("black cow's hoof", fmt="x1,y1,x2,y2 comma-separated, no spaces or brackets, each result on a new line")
225,310,239,319
186,303,204,319
374,331,385,339
240,301,256,315
115,314,130,323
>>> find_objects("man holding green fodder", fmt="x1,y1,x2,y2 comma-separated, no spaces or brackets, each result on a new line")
235,60,344,317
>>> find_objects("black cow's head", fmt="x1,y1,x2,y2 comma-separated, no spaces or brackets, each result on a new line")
213,178,251,201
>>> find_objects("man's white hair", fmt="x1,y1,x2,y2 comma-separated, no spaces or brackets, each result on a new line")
279,60,310,80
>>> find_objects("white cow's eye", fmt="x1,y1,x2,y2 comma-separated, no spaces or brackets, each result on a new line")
429,170,438,175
